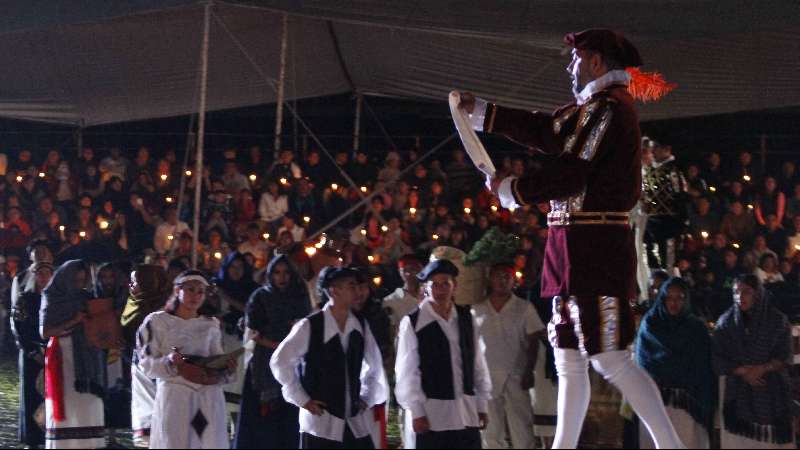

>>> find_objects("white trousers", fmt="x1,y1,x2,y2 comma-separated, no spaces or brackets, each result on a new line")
482,374,536,449
640,406,709,449
553,349,685,449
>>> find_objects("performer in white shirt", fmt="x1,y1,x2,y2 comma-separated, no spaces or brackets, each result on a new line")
473,263,543,449
270,267,389,449
395,260,492,449
136,270,237,449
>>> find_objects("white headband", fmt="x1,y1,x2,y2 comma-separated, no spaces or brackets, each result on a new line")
175,274,210,287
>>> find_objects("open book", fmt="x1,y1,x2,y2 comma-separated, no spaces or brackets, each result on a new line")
449,91,496,178
178,347,245,372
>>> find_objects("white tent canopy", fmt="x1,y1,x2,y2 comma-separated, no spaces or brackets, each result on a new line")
0,0,798,126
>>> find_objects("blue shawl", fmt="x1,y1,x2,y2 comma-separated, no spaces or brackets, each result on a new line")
636,278,716,432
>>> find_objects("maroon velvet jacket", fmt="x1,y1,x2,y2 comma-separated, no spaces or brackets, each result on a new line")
484,85,641,299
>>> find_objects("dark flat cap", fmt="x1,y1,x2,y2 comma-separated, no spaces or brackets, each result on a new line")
417,259,459,282
564,28,643,68
318,266,359,290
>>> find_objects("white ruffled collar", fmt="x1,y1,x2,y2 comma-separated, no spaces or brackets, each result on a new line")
575,70,631,105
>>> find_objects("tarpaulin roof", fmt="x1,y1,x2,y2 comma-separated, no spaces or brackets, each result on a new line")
0,0,798,126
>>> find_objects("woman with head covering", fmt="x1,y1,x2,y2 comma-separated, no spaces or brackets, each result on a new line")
136,270,236,449
233,255,310,449
635,278,715,449
40,260,107,449
11,261,54,448
713,274,795,449
122,264,171,448
211,252,260,330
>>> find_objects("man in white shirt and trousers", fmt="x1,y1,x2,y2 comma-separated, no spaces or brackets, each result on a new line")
395,260,492,449
473,263,544,449
271,267,389,449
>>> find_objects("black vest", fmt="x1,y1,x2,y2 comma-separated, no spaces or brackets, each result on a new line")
300,311,365,419
409,304,475,400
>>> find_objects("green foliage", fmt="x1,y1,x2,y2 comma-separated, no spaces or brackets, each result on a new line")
464,227,520,266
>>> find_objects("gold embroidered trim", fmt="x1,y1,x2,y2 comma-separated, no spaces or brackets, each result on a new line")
580,106,613,161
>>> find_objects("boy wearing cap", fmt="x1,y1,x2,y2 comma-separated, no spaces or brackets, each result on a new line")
395,260,492,449
459,29,683,449
271,267,388,449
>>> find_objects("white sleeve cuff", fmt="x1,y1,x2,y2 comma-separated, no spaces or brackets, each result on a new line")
469,98,488,132
477,398,489,414
283,384,311,409
409,402,427,420
498,177,521,210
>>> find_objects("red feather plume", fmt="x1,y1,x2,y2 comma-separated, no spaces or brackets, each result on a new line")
625,67,677,102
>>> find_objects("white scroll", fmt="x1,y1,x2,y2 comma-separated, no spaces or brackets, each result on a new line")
448,91,496,178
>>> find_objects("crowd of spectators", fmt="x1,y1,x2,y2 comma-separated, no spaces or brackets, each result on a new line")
1,143,799,353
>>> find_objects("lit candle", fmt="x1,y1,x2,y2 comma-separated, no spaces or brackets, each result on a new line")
165,197,174,203
381,225,389,233
795,244,800,251
305,247,317,257
491,205,498,213
167,235,174,241
15,176,23,183
185,170,193,177
464,207,471,214
100,220,109,230
747,204,754,210
409,207,417,215
280,178,288,185
79,231,87,238
361,229,367,236
331,183,339,191
373,276,382,286
733,243,740,249
160,174,168,182
213,252,223,260
303,216,311,224
368,255,375,263
263,233,270,240
701,231,709,239
432,234,439,241
38,172,46,178
709,186,717,192
360,186,368,193
58,225,65,232
249,174,257,182
743,175,751,182
515,271,523,280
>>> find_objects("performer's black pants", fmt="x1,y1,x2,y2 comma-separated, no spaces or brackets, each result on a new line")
300,426,374,449
645,215,684,268
416,428,482,449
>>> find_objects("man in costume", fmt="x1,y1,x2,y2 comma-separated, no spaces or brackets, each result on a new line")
643,139,689,269
459,29,684,448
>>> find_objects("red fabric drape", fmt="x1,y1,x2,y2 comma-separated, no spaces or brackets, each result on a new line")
45,337,66,422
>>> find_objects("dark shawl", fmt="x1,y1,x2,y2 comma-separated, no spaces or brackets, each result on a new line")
712,290,793,443
120,265,170,347
246,255,310,401
636,278,716,432
40,260,107,397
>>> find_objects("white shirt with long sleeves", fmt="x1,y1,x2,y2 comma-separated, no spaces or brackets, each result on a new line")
270,303,389,441
394,299,492,432
258,192,289,223
472,295,543,398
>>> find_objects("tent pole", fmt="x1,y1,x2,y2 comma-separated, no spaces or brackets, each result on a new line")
353,93,363,151
273,13,289,155
75,121,84,158
192,1,212,269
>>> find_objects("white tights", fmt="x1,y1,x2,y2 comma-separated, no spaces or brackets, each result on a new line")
552,349,685,449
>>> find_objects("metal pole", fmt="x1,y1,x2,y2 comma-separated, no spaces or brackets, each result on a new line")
273,13,289,155
76,121,84,158
192,1,212,269
353,94,363,151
